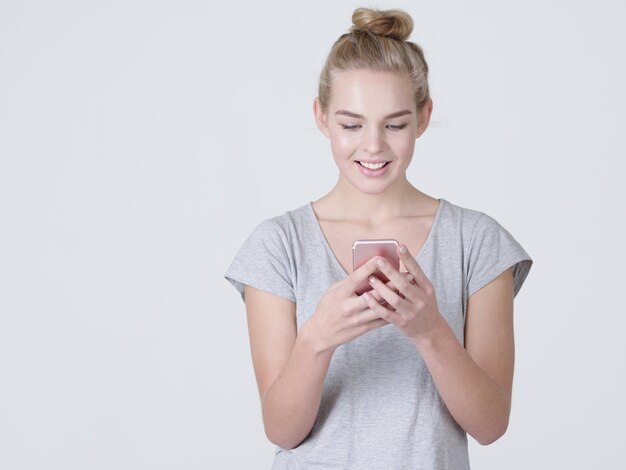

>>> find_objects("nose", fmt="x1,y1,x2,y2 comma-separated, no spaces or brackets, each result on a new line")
363,126,384,154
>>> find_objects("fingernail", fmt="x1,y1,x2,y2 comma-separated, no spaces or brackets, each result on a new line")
406,274,414,282
399,245,407,254
376,258,385,267
362,292,370,300
368,276,377,284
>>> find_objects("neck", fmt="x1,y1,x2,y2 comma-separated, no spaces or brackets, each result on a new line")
317,175,428,224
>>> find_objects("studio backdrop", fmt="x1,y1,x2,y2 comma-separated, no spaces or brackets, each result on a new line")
1,1,625,469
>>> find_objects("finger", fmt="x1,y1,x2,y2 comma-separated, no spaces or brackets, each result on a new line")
362,291,399,324
359,316,390,333
397,245,431,289
343,294,373,314
342,256,386,295
358,307,390,325
367,273,410,317
370,274,411,302
386,272,414,291
380,273,416,301
396,273,415,299
343,284,403,313
373,257,421,304
368,289,388,304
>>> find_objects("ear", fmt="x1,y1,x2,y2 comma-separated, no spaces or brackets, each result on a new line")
415,98,433,139
313,97,330,138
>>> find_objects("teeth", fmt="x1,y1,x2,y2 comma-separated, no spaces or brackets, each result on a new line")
359,161,387,170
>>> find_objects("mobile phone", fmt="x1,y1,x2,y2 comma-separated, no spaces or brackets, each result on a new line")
352,239,400,295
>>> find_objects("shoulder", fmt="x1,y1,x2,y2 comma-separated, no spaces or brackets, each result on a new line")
225,203,312,302
438,198,493,236
440,199,533,298
238,202,315,260
252,202,313,242
270,202,313,229
441,198,525,250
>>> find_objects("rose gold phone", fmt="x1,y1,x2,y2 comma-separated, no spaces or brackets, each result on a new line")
352,239,400,295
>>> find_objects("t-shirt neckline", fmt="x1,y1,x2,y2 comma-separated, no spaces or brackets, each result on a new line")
306,198,446,277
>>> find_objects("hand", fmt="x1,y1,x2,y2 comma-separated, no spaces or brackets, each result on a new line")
366,271,415,305
361,245,442,343
303,256,399,352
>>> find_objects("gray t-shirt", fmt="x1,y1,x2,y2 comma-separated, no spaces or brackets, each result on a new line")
225,198,533,470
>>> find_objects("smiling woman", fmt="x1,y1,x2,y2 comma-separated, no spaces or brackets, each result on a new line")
314,69,430,194
225,7,532,469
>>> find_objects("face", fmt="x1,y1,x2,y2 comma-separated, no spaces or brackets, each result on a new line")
314,69,432,195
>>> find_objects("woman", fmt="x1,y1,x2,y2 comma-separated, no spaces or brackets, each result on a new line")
225,7,532,469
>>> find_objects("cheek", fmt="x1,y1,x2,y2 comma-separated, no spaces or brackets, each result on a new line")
394,136,416,157
329,131,358,157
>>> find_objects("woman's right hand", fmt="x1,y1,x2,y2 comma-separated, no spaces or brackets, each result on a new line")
301,256,413,353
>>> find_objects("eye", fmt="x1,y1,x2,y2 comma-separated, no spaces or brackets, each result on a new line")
340,124,362,131
387,123,408,131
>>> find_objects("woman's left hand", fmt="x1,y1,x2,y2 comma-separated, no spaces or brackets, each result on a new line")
362,244,442,343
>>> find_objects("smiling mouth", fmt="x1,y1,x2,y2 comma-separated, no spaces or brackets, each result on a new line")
357,161,390,170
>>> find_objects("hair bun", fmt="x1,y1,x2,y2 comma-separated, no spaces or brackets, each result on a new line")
351,8,413,41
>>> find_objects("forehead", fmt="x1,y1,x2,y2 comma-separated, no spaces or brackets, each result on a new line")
328,69,415,116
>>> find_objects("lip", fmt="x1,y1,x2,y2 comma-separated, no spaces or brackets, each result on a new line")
355,160,391,177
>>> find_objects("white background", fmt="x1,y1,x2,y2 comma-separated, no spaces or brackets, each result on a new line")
1,0,625,468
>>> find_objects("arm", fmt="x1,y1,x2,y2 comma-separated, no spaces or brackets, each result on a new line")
244,257,389,449
363,250,515,445
245,285,333,450
413,268,514,445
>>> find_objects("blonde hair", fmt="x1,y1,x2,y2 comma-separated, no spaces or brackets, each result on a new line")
318,8,430,111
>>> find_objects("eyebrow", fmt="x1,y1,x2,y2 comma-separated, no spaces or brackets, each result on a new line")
334,109,412,119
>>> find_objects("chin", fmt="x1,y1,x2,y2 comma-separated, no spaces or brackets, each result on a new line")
338,165,406,195
353,181,397,196
359,176,405,194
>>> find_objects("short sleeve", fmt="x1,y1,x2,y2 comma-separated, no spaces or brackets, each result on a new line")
467,213,533,298
224,219,296,303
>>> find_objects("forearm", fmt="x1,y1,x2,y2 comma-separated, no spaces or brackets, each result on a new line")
261,326,333,450
414,315,511,445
